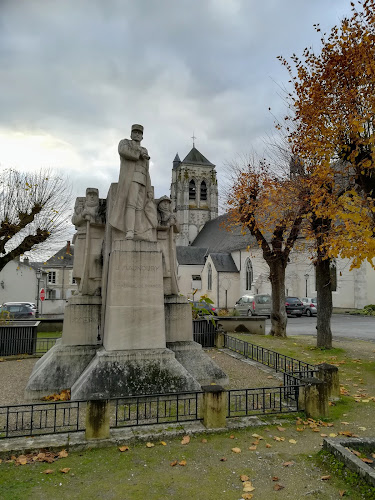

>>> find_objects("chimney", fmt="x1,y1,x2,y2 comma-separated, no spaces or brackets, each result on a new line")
66,240,71,255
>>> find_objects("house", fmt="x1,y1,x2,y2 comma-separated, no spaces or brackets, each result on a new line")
172,147,375,310
0,257,37,306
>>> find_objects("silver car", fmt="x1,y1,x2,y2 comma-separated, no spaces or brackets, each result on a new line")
301,297,317,317
234,294,271,317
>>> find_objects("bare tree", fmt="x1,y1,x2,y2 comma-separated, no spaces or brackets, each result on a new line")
0,168,72,271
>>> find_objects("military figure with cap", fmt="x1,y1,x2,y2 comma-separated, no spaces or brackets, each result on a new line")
109,124,157,241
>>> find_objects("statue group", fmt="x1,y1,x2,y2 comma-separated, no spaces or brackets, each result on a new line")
26,124,227,400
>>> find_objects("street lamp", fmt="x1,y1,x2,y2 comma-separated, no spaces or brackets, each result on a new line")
36,269,42,317
304,273,309,297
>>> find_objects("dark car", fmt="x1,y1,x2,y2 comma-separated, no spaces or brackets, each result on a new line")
285,297,304,317
1,303,36,319
190,300,218,317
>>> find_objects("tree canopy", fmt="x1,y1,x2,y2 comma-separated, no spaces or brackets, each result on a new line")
0,169,72,271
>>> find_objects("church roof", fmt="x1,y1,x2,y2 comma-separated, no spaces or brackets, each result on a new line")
182,147,214,166
176,246,208,265
210,253,238,272
191,214,257,253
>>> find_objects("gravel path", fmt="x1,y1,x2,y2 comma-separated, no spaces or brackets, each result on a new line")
0,348,281,406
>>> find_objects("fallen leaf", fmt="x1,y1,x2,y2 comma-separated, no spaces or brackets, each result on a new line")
320,434,328,437
59,450,68,458
266,443,272,448
361,458,373,464
274,436,285,442
339,490,346,497
296,427,304,432
272,476,279,481
267,376,273,379
17,456,28,465
146,442,154,448
179,460,187,466
181,435,190,445
341,422,350,425
321,475,331,480
277,426,286,432
361,399,370,403
248,446,257,451
220,457,227,462
229,435,235,439
232,447,241,453
358,427,366,431
242,481,255,492
240,474,249,482
60,468,71,473
273,483,285,491
42,469,54,474
283,461,294,467
119,446,129,452
170,460,178,467
251,433,263,440
242,494,254,500
252,440,259,445
160,441,167,446
289,439,297,444
201,439,207,443
329,433,337,438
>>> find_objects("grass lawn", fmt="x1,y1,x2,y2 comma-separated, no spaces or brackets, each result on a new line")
37,331,62,339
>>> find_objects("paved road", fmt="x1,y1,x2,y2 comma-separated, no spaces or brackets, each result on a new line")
265,314,375,341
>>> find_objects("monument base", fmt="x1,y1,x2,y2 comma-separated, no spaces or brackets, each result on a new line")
167,341,229,387
62,295,102,345
25,341,98,401
71,347,202,400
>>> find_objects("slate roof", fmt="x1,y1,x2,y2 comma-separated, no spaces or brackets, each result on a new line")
43,242,75,267
210,253,238,272
182,147,214,166
191,214,257,253
176,246,208,265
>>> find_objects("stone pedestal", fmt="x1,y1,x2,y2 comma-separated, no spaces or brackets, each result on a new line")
25,341,98,400
103,240,165,350
167,341,229,387
62,295,102,346
201,385,227,429
164,295,193,342
71,347,201,400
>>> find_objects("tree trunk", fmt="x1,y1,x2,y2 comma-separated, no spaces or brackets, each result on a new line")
315,258,333,349
268,260,288,337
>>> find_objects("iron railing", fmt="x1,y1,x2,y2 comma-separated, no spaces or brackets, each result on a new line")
225,334,316,376
227,385,300,417
0,336,59,356
193,319,217,347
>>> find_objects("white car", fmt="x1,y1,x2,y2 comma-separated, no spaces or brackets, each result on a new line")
301,298,317,317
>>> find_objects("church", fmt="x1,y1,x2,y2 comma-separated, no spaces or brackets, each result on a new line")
171,146,375,311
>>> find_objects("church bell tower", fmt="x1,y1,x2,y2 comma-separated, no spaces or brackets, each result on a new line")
170,146,218,246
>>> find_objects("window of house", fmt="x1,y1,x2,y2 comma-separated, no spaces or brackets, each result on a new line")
207,264,212,290
245,258,253,290
200,181,207,200
72,276,77,285
48,271,56,284
47,289,56,299
189,180,196,200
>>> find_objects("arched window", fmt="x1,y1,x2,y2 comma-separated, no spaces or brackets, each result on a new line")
207,263,212,290
245,258,253,290
189,180,196,200
330,260,337,292
200,180,207,200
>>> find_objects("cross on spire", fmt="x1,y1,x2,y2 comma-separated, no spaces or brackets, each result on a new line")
191,132,196,147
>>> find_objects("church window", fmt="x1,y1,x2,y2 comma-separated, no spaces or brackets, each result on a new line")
207,264,212,290
189,180,196,200
200,181,207,200
245,258,253,290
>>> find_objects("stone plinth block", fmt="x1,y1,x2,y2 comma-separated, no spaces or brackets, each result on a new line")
25,342,98,400
103,242,166,351
62,295,102,346
167,341,228,387
164,295,193,343
71,347,201,400
201,385,227,429
86,400,110,440
316,363,340,400
298,377,328,419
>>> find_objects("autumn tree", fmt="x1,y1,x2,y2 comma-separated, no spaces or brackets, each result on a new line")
225,159,309,337
0,169,72,271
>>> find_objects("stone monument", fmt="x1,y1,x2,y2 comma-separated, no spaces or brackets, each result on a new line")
26,124,227,400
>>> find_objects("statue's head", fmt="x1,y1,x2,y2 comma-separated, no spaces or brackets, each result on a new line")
157,195,172,214
131,124,143,143
86,188,99,206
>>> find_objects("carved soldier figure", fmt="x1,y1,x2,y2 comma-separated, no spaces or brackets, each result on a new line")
156,196,179,295
109,124,157,241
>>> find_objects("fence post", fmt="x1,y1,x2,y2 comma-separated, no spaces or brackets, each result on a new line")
201,385,227,429
316,363,340,400
85,399,110,440
215,327,226,349
298,377,328,419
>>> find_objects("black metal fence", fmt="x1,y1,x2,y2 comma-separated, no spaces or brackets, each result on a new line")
0,322,40,356
0,336,59,357
225,334,316,376
193,318,217,347
227,385,300,417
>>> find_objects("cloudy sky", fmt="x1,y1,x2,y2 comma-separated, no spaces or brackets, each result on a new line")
1,0,352,205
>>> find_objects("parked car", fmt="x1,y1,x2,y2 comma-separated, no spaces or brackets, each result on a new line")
0,303,36,319
301,297,317,317
189,300,218,317
285,297,304,317
234,294,271,317
2,301,36,310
